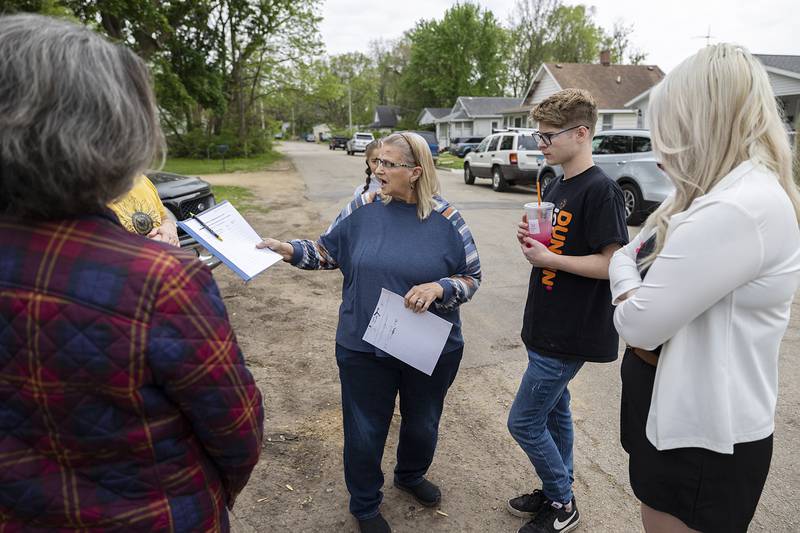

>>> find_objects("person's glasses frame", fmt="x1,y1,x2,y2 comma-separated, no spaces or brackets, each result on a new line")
533,124,588,147
372,158,418,170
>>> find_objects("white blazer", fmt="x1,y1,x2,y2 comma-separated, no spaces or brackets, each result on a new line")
610,160,800,453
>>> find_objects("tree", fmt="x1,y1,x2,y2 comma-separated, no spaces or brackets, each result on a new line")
399,3,509,111
507,0,559,97
507,1,645,98
602,19,648,65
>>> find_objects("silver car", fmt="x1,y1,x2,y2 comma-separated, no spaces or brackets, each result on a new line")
591,129,672,225
538,129,673,225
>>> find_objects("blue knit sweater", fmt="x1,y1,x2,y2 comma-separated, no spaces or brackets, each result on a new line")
290,193,481,354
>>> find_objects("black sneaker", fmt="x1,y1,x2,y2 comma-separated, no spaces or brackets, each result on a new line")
393,478,441,507
507,489,548,518
358,513,391,533
519,499,580,533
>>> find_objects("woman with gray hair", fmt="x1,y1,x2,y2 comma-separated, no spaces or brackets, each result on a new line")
258,132,482,533
610,44,800,532
0,14,264,531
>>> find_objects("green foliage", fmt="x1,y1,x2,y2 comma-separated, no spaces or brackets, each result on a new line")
162,151,283,175
507,0,644,98
400,3,509,109
211,185,270,213
436,152,465,170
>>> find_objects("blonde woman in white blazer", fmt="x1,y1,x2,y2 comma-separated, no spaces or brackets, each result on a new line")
609,44,800,533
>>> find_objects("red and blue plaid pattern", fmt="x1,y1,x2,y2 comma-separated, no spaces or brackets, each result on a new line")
0,212,264,532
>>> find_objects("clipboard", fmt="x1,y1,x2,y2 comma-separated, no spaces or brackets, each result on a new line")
177,200,282,281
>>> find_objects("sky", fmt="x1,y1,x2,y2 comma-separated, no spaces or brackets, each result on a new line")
319,0,798,73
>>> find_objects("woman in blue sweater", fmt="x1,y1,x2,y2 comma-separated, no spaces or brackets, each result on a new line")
259,132,481,533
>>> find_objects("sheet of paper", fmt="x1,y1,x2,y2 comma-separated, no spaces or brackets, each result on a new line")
362,288,454,376
179,201,282,280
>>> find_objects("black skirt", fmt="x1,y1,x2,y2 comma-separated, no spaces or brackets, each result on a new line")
620,349,773,533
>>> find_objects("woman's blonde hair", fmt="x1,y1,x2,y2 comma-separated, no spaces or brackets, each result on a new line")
640,43,800,267
381,132,441,219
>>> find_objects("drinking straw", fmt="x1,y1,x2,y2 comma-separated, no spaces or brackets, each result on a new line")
536,176,541,205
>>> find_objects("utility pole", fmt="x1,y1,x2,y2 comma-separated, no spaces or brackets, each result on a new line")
348,84,353,133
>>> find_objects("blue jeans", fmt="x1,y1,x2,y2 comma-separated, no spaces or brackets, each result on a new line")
507,349,584,503
335,344,463,520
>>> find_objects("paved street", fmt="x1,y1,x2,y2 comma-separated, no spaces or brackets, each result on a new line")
278,140,800,531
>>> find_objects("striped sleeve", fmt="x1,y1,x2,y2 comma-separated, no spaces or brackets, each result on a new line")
433,197,482,312
290,192,377,270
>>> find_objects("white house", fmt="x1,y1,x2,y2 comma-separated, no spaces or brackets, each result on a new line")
626,54,800,133
312,123,332,141
417,107,451,127
502,54,665,132
434,97,523,148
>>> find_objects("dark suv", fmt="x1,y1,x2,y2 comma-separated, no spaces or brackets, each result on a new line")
329,136,349,150
449,136,483,157
147,171,221,269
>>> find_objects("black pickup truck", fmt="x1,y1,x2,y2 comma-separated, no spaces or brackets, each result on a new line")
146,171,221,269
328,136,349,150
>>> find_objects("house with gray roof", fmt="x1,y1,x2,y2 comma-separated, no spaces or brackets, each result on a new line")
626,53,800,132
417,107,451,126
433,96,523,148
503,52,665,132
369,105,402,131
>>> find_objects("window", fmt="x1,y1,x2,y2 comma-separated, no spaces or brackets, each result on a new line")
601,114,613,131
631,136,652,153
517,134,538,150
487,136,500,151
514,117,522,128
492,121,498,131
593,135,631,155
476,138,490,152
500,135,514,150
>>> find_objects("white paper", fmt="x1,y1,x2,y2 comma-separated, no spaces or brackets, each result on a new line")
362,288,454,375
180,201,282,280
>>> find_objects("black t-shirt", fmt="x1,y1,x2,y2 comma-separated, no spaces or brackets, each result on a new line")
521,165,629,362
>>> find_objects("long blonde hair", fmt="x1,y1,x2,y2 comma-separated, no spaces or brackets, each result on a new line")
640,43,800,267
381,132,441,219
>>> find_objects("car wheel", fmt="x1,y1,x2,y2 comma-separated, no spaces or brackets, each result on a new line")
464,164,475,185
538,170,555,192
620,181,645,225
492,166,508,192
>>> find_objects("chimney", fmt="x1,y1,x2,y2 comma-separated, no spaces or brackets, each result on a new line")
600,49,611,66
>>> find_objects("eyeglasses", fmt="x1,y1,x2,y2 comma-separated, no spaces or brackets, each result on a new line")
374,158,417,169
533,125,587,147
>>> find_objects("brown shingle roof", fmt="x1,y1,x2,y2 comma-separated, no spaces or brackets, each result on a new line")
543,63,665,109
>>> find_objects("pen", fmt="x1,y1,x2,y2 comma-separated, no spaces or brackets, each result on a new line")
190,212,223,241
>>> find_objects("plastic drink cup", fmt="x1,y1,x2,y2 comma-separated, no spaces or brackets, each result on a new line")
524,202,554,246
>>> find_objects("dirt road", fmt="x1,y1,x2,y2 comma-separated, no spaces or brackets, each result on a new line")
198,142,799,532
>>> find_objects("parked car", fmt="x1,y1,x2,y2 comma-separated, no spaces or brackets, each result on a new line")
409,130,439,162
346,132,375,155
147,171,221,269
591,129,672,224
463,129,546,192
329,136,348,150
304,133,316,142
449,136,484,157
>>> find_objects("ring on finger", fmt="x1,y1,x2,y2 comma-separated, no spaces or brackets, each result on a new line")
415,298,423,306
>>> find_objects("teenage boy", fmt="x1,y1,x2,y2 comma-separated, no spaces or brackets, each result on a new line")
506,88,629,533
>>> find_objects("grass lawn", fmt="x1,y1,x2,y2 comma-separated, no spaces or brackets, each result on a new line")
211,185,270,214
436,151,465,170
162,150,282,175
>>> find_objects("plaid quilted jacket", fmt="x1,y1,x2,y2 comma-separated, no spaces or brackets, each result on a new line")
0,212,264,532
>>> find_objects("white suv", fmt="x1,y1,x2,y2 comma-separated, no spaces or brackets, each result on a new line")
346,132,375,155
463,129,545,192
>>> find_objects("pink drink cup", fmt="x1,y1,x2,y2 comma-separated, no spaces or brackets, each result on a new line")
524,202,554,247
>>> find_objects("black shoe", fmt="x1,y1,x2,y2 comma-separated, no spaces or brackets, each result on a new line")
518,498,580,533
358,513,391,533
393,478,441,507
507,489,548,518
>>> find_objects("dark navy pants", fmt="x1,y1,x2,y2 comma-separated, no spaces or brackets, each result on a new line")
335,344,463,520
